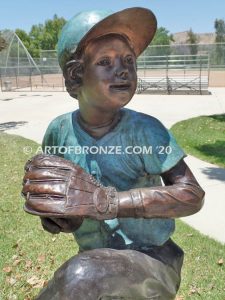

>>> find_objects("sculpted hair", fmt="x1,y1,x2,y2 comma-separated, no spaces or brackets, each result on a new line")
63,58,84,99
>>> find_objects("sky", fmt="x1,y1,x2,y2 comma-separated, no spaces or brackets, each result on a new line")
0,0,225,34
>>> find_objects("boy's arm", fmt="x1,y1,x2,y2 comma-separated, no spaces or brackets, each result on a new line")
117,159,205,218
22,155,204,220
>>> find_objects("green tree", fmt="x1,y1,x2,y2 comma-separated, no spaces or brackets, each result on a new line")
146,27,173,57
41,14,66,50
29,24,44,57
186,28,198,56
214,19,225,65
15,29,31,50
29,15,66,57
151,27,174,46
15,15,66,58
215,19,225,42
0,32,8,52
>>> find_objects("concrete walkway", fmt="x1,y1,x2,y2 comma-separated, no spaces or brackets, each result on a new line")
0,88,225,244
182,155,225,243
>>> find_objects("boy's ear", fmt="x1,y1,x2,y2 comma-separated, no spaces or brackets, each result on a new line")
63,60,84,97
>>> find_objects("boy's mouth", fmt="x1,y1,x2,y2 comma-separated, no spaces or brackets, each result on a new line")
109,83,131,91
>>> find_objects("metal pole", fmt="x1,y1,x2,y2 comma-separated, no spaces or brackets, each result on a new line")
0,74,2,91
15,68,18,90
166,55,170,94
62,72,64,91
207,53,210,88
199,55,202,95
144,51,146,78
30,68,32,91
17,38,19,77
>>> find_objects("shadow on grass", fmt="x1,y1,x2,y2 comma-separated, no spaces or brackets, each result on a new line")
0,121,27,132
201,166,225,181
195,140,225,167
208,114,225,122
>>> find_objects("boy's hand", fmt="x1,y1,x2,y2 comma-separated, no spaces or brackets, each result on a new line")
22,154,118,220
40,216,83,234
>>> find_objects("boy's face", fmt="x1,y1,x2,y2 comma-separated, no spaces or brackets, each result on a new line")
79,35,137,112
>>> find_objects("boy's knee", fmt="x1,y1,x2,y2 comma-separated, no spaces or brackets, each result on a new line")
56,248,132,284
54,250,103,284
37,251,105,299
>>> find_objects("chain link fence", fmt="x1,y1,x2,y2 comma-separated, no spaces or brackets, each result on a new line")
0,30,225,93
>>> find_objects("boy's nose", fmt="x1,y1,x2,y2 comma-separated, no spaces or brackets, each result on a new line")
114,58,129,79
115,68,128,79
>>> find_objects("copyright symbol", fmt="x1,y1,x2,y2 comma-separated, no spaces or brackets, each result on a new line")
23,146,32,155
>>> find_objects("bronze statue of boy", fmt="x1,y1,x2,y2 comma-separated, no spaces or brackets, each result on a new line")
22,8,204,299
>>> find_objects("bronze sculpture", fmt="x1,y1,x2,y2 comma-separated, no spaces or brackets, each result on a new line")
22,7,205,299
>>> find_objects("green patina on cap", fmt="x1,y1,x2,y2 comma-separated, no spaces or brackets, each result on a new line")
57,7,157,69
57,10,112,69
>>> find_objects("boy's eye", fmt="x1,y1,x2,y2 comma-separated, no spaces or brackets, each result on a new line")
97,57,111,66
124,55,134,65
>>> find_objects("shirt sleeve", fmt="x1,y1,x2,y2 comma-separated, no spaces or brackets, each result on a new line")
139,116,186,174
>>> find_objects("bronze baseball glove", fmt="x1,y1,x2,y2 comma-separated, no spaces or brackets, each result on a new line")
22,154,118,220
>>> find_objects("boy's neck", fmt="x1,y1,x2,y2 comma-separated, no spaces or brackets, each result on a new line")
77,110,121,139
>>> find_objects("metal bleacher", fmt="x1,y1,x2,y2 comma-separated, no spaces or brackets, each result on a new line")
136,54,209,94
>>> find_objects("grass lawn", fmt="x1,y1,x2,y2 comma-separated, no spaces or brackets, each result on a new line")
0,133,225,299
171,114,225,168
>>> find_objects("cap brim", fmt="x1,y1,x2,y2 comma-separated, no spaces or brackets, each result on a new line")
76,7,157,57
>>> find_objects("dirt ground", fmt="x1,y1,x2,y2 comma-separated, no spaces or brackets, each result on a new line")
0,69,224,92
